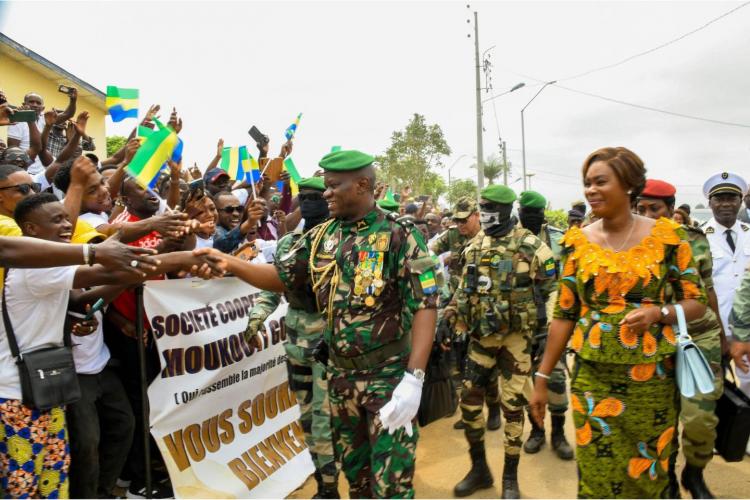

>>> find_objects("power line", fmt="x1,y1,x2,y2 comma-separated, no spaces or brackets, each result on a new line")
506,69,750,128
559,2,750,82
554,83,750,128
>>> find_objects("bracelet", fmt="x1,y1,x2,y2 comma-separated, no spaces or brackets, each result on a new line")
534,371,551,380
82,244,90,265
89,244,97,266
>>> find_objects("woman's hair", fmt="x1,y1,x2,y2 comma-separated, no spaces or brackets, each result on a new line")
582,147,647,203
673,207,690,225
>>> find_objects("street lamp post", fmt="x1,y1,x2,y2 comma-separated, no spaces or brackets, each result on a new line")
521,80,556,191
525,173,535,190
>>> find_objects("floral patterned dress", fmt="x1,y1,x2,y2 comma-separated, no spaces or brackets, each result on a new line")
554,218,706,498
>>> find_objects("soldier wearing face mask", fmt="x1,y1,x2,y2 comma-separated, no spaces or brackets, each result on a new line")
517,191,573,461
243,177,339,498
446,185,556,499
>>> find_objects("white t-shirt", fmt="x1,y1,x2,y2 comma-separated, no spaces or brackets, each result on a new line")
0,266,77,399
7,115,46,151
79,211,110,230
68,308,109,375
195,235,214,249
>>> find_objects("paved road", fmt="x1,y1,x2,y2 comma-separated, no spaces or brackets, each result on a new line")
290,407,750,498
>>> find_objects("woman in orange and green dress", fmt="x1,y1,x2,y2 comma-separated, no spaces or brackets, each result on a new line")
530,147,707,498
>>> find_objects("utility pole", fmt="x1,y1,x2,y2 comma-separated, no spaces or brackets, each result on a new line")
473,10,484,198
502,140,508,186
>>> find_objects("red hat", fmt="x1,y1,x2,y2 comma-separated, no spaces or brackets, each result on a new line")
640,179,676,199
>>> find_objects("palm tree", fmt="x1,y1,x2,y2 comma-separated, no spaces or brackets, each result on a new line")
471,155,509,185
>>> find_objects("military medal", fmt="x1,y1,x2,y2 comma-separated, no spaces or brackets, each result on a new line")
369,234,377,244
364,296,376,307
324,239,335,252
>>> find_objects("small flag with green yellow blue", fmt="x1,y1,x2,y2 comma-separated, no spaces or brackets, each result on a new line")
126,118,178,189
221,146,251,182
284,113,302,141
106,86,139,122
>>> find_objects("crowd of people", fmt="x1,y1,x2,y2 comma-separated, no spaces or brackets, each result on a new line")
0,86,749,500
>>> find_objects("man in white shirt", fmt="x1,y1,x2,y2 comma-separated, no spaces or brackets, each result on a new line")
702,172,750,393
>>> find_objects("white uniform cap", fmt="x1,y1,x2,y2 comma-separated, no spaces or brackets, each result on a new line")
702,171,748,198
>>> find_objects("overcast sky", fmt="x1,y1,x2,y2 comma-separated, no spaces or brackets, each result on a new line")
1,0,749,209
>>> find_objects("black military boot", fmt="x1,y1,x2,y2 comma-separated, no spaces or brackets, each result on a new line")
501,454,521,499
487,404,502,431
550,414,574,460
312,470,340,499
454,442,494,497
681,464,714,499
523,413,545,454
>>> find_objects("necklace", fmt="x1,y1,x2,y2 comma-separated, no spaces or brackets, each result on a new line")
602,216,637,252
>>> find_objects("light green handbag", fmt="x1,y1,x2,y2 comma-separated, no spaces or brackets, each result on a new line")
674,304,715,398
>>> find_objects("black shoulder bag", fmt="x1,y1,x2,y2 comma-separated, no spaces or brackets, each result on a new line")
2,268,80,410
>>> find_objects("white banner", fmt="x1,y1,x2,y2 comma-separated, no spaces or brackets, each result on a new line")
144,278,314,499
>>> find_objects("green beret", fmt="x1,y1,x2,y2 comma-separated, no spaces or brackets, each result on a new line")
318,150,374,172
519,190,546,209
297,177,326,191
378,198,400,212
480,184,516,205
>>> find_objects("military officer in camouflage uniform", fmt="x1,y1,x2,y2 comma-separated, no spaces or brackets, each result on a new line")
215,150,440,499
516,191,573,461
430,196,501,431
636,179,725,499
446,185,556,499
243,177,339,498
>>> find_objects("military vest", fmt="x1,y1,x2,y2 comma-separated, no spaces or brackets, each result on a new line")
462,227,539,336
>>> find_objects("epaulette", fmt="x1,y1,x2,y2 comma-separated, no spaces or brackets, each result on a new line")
704,225,715,234
742,223,749,232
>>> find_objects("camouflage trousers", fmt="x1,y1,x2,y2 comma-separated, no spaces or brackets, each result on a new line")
679,332,723,468
285,340,338,487
451,333,501,406
461,331,532,456
529,334,568,415
328,365,417,498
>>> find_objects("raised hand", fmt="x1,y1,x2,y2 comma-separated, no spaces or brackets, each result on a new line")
168,107,183,134
70,156,98,186
279,139,293,158
142,104,160,125
123,138,141,165
168,159,182,179
44,109,59,127
216,138,224,158
74,111,90,136
150,212,191,238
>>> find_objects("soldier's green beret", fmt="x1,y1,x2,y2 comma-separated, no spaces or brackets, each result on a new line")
318,150,374,171
480,184,516,205
297,177,326,191
519,190,546,209
378,198,400,212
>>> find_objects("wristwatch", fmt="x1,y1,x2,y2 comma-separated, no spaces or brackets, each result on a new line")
407,367,426,382
660,306,670,321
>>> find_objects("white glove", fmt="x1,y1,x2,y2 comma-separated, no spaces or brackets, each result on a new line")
378,372,423,437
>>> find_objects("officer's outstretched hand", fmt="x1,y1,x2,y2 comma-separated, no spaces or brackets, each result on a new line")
378,372,423,437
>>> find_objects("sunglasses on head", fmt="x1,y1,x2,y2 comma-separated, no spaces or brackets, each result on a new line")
220,205,242,214
0,183,41,195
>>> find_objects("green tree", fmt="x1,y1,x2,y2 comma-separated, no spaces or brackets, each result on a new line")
106,135,128,157
447,179,477,206
471,155,508,185
545,209,568,229
376,113,451,195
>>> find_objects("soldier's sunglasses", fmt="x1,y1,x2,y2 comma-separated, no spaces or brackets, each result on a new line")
0,183,41,195
220,206,242,214
453,217,469,225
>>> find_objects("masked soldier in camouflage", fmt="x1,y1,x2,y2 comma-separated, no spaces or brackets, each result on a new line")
431,196,502,431
446,185,556,499
213,150,440,498
636,179,725,499
243,177,339,498
517,191,573,461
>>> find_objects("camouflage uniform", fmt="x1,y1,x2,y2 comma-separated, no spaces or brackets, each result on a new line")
276,207,440,498
431,221,500,409
677,226,724,468
530,223,568,416
451,226,556,456
245,230,338,490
